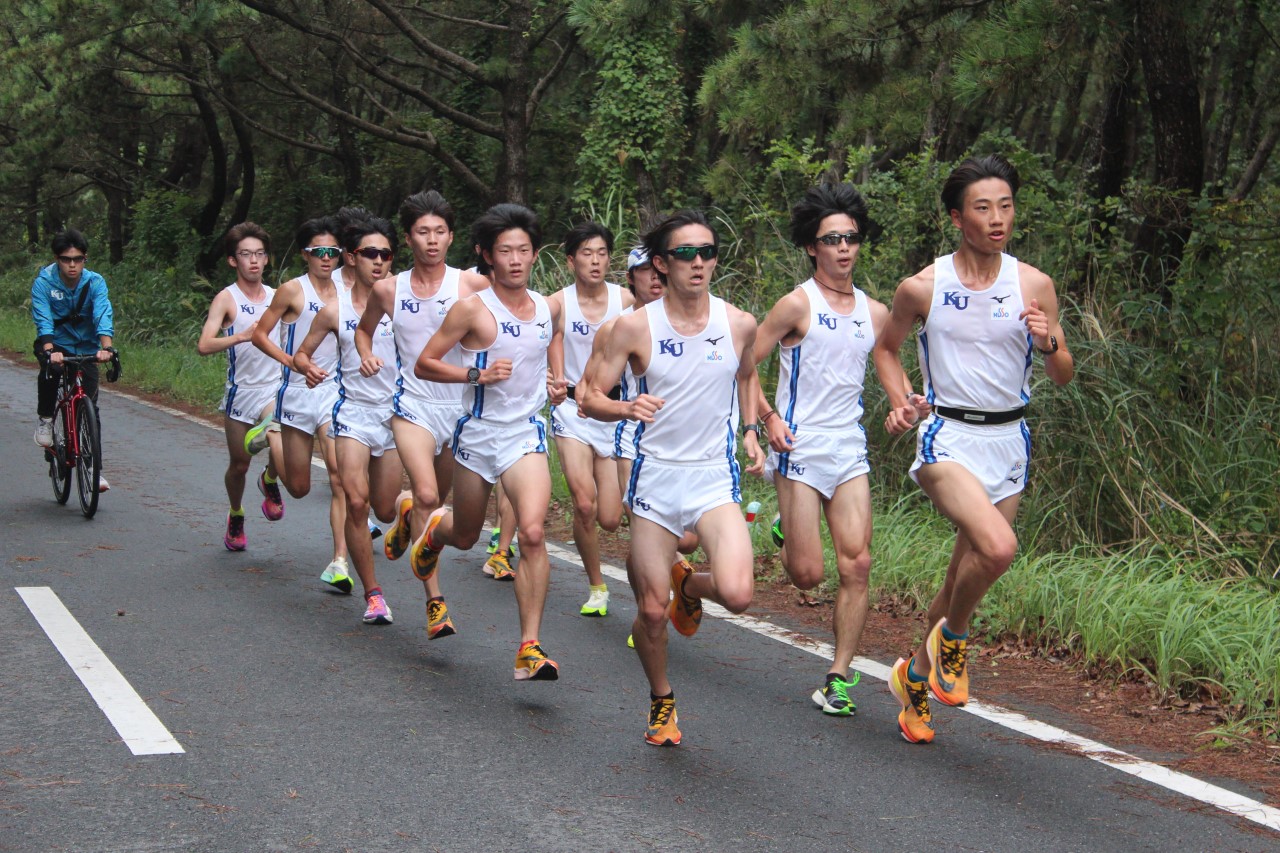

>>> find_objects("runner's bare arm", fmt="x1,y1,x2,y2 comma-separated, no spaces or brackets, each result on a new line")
752,289,807,451
547,296,567,405
730,306,765,474
292,301,338,388
250,278,303,368
581,311,660,423
196,291,248,356
1018,265,1074,386
873,270,933,434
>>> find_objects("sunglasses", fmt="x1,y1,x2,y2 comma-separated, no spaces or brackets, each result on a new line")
665,244,718,262
354,247,394,261
303,246,342,260
815,231,865,246
57,255,87,264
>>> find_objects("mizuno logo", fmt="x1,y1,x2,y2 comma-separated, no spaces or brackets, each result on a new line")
706,335,724,345
991,295,1011,303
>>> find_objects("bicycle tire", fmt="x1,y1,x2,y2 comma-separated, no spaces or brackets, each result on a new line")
49,405,71,505
74,399,101,518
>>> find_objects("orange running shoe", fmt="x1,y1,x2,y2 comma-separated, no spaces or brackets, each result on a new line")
514,641,559,681
925,618,970,707
425,597,456,640
889,657,935,744
410,507,448,581
645,695,681,746
667,558,701,637
383,495,414,561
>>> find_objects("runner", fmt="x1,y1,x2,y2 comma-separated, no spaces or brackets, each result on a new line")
293,216,405,626
412,203,568,681
547,221,634,616
580,210,764,746
753,183,908,717
873,154,1074,743
197,223,284,550
31,228,116,492
358,189,489,639
246,216,352,592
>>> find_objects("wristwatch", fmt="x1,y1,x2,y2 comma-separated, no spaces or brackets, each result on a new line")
1037,335,1058,355
742,423,760,437
466,366,481,385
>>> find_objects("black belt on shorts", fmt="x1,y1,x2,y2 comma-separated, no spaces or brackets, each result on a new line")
565,384,623,402
935,405,1026,425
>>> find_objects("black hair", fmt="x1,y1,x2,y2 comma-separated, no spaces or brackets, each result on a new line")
940,154,1021,214
473,244,492,277
471,203,542,255
399,190,455,234
224,222,271,257
334,206,374,230
295,216,340,250
563,220,614,256
641,209,718,284
341,216,398,254
789,183,870,267
51,229,89,256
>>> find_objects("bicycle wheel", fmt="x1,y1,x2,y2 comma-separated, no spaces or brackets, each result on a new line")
49,406,71,505
74,399,102,518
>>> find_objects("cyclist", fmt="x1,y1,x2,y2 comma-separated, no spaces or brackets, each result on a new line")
32,228,115,492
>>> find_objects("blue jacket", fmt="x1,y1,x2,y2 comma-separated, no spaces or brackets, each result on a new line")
31,264,114,355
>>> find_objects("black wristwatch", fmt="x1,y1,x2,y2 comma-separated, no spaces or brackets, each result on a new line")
742,423,760,437
466,366,481,385
1037,335,1058,355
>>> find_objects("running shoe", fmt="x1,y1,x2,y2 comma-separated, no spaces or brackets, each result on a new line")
319,556,353,594
224,512,246,551
889,657,935,744
257,470,285,521
770,513,784,548
483,548,516,581
580,585,609,617
627,633,635,648
487,527,501,554
426,597,456,640
811,672,860,716
34,417,52,448
369,517,382,539
645,696,681,747
667,558,701,637
244,413,274,456
383,495,414,561
362,592,393,625
514,641,559,681
409,507,447,581
926,618,970,706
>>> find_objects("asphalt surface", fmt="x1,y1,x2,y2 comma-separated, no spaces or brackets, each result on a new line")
0,359,1274,852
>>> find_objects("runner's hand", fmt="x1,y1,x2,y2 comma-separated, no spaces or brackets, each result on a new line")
743,429,765,476
237,321,259,344
766,418,796,453
1020,298,1051,350
304,366,329,388
548,375,568,406
482,359,513,385
885,403,920,435
629,393,664,423
359,356,383,377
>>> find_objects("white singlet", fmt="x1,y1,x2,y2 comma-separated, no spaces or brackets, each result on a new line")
392,267,465,405
563,282,624,384
632,296,739,464
334,286,396,408
917,253,1031,411
459,288,552,425
774,279,875,432
222,282,279,389
282,275,338,387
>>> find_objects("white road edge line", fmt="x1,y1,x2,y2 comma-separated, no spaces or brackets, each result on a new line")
545,540,1280,834
101,382,1279,828
16,587,184,756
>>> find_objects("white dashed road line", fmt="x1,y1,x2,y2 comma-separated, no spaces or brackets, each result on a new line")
16,586,184,756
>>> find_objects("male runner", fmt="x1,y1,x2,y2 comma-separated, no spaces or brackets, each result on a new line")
247,216,352,592
873,154,1074,743
358,189,489,639
197,223,285,550
293,217,404,626
547,221,634,616
581,210,764,746
412,203,568,681
32,228,115,492
753,183,901,717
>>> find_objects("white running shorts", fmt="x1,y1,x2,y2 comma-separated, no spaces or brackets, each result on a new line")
451,414,547,484
393,392,463,454
910,414,1031,504
765,425,870,500
330,399,395,456
626,456,741,537
222,383,277,427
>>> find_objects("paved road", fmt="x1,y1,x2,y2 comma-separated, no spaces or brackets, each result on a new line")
0,360,1273,852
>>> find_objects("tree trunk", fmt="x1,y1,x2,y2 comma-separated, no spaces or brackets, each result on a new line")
494,0,532,204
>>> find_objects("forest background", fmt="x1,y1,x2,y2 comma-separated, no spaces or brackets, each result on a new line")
0,0,1276,739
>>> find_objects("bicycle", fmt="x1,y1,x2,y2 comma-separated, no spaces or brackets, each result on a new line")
43,352,120,519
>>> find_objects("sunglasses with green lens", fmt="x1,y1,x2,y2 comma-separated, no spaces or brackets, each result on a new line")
303,246,342,260
665,244,718,262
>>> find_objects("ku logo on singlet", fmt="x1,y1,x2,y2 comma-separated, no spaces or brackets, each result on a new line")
399,299,420,314
816,313,837,330
308,301,321,313
658,339,684,357
942,291,970,310
344,320,358,331
571,321,590,335
500,322,520,337
241,304,256,315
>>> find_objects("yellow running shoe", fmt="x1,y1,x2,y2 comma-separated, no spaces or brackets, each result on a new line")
889,657,935,744
425,597,456,640
383,495,414,561
925,618,970,707
483,548,516,581
645,696,681,746
410,507,448,581
667,558,701,637
514,641,559,681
